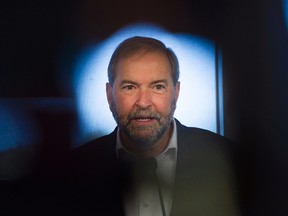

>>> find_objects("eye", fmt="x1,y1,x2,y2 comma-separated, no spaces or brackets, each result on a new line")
153,84,166,92
155,84,165,89
122,85,136,91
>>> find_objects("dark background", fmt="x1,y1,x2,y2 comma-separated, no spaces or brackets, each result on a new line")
1,0,288,215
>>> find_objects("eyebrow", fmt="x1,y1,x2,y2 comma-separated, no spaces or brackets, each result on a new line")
120,79,168,86
150,79,168,85
120,80,139,86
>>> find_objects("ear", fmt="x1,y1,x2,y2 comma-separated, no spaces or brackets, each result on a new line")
175,81,180,102
106,82,113,111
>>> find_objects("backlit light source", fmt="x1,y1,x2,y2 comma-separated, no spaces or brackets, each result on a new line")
73,23,222,146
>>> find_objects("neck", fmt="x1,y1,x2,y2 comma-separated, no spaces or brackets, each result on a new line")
120,121,174,158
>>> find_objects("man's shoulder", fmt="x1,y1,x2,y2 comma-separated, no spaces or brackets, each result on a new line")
69,129,117,166
73,129,116,153
172,120,242,216
175,119,238,155
65,129,118,182
176,119,231,142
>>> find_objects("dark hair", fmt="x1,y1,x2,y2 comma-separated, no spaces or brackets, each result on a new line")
107,36,179,85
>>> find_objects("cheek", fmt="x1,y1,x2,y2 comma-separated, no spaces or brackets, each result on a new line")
152,94,175,113
113,94,135,114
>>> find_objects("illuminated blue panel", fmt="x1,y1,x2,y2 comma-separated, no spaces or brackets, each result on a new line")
216,48,224,136
73,23,221,146
285,0,288,30
0,102,40,152
0,101,41,180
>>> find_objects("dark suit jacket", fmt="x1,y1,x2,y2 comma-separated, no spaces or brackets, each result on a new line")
61,119,242,216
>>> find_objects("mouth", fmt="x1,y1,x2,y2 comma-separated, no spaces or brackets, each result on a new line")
130,116,158,124
135,118,154,121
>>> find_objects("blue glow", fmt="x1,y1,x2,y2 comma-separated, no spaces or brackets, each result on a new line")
217,48,224,136
73,23,219,146
0,102,40,151
285,0,288,30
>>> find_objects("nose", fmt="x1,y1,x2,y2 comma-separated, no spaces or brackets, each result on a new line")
135,88,152,108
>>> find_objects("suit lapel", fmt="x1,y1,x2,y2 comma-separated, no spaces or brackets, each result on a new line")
171,120,241,216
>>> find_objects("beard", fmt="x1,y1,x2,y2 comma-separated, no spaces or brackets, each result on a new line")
110,99,177,148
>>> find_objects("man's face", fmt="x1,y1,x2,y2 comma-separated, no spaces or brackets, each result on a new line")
106,51,180,148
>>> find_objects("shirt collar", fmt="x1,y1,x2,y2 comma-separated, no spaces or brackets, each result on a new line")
116,118,178,161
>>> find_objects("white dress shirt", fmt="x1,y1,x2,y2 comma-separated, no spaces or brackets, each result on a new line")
116,119,178,216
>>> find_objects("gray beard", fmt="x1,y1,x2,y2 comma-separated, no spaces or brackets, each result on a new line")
110,99,176,148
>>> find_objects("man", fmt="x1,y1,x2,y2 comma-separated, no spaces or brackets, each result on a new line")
66,36,242,216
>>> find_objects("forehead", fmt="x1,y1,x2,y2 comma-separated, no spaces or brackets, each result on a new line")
116,50,171,72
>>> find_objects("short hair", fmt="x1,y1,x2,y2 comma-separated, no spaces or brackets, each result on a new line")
107,36,179,86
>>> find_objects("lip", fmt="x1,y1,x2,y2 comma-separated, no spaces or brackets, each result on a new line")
135,118,152,122
131,118,157,126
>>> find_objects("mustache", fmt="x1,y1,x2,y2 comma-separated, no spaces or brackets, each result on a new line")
127,108,161,121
